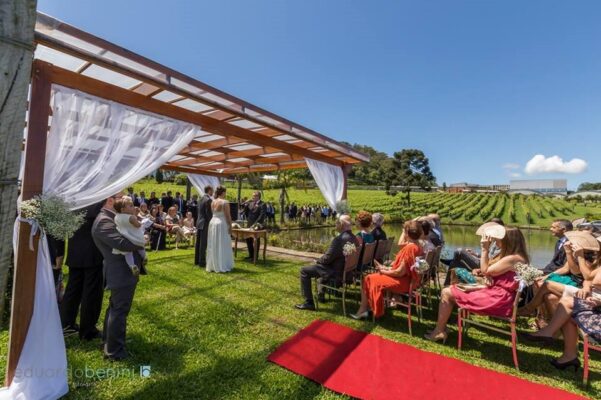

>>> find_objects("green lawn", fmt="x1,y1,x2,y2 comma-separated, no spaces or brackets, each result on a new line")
4,248,598,399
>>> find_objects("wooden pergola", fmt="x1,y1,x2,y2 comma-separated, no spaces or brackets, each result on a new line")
7,13,368,385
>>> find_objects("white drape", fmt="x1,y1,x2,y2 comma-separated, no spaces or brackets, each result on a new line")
2,84,200,400
305,158,344,210
44,85,200,209
188,174,220,196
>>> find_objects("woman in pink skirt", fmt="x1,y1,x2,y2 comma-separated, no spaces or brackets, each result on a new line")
424,227,529,343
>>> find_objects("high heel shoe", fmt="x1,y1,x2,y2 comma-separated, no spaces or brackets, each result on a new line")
550,357,580,372
424,330,448,344
350,311,369,320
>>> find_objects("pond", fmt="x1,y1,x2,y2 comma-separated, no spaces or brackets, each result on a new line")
279,223,557,267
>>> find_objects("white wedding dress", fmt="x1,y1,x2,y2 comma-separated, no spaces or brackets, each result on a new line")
206,202,234,273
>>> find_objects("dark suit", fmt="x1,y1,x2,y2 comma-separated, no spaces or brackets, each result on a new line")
300,230,358,304
174,197,185,214
245,200,266,258
161,195,174,210
60,202,105,339
92,208,142,359
543,237,568,274
195,194,212,266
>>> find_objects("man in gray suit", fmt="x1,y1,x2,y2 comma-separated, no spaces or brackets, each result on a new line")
194,185,214,267
92,194,143,361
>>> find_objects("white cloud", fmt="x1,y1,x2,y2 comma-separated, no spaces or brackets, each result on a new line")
503,163,520,170
524,154,588,175
510,172,522,178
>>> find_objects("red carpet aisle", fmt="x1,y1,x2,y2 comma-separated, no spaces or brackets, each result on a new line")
268,320,586,400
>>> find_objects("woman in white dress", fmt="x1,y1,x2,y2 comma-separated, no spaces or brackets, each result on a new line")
206,186,234,273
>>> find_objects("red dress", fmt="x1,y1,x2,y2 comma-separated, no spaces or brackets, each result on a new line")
363,243,422,318
451,270,518,317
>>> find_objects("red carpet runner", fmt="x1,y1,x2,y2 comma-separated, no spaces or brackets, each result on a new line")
268,320,586,400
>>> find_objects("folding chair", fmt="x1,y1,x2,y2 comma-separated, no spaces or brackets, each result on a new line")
359,242,377,275
424,246,443,306
581,328,601,385
314,249,361,316
374,239,391,263
457,286,523,370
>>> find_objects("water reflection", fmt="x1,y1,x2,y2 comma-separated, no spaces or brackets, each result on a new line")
279,224,556,267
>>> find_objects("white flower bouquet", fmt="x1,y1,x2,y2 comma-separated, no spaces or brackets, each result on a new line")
20,194,85,241
343,242,357,257
514,262,543,286
411,256,430,273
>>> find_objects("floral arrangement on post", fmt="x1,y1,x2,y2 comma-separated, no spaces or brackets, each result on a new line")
335,200,352,216
342,242,357,257
411,256,430,273
514,262,543,286
20,194,85,241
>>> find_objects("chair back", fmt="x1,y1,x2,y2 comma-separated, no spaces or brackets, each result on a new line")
361,242,377,267
344,249,361,273
510,284,525,322
384,237,395,261
374,239,390,262
429,245,443,279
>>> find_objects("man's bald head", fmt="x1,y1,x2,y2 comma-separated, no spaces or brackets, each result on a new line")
337,214,353,232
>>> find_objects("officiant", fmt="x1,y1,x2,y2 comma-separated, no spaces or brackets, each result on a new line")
244,191,266,260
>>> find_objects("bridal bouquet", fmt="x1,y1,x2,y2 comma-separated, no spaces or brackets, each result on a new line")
20,194,85,240
514,262,543,286
343,242,357,257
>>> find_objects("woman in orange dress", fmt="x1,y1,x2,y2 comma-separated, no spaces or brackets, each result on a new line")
350,220,424,320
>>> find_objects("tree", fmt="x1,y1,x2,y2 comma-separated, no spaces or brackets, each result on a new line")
266,169,308,224
0,0,38,325
384,149,436,206
578,182,601,191
442,182,447,192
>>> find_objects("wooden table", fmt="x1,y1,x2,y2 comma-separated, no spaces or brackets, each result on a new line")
232,228,267,264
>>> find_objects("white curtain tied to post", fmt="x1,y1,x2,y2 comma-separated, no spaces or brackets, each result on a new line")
188,174,220,196
304,158,344,211
1,85,200,400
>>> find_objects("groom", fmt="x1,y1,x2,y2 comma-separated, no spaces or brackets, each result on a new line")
195,185,213,267
245,191,266,260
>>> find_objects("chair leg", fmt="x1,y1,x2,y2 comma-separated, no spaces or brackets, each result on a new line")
583,337,589,386
342,288,347,317
511,322,519,370
407,294,413,336
313,279,319,311
457,309,463,350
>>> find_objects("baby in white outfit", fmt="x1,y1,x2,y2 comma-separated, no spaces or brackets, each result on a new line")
113,196,149,275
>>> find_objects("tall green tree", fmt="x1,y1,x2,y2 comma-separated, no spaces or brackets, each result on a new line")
265,169,309,224
384,149,436,206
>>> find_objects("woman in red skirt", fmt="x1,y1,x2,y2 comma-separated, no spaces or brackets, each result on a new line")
350,220,424,320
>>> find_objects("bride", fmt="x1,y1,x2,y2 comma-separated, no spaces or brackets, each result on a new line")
206,186,234,273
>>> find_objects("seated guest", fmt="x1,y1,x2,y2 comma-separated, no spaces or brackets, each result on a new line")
149,205,167,250
371,213,387,241
165,206,186,245
182,211,196,236
138,202,150,219
427,213,444,246
350,220,424,320
442,218,505,285
425,227,529,343
543,219,573,274
356,211,375,271
518,234,598,316
295,215,358,310
523,266,601,370
419,219,436,255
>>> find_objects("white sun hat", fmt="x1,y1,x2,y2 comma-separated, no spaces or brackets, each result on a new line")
475,222,506,239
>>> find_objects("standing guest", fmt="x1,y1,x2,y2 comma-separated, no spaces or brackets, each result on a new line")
60,202,105,339
265,202,275,224
47,236,65,303
296,215,358,309
195,185,214,267
92,194,143,360
425,227,529,343
289,202,298,221
174,192,185,216
161,191,174,210
147,192,160,207
126,187,139,207
137,191,147,207
187,194,199,222
543,219,573,274
245,191,266,260
351,220,424,319
371,213,387,241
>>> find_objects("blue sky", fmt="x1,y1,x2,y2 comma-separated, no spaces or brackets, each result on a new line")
38,0,601,189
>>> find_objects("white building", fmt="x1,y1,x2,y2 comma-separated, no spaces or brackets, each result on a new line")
509,179,567,195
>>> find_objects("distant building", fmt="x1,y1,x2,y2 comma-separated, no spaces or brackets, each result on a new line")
448,182,509,193
509,179,567,195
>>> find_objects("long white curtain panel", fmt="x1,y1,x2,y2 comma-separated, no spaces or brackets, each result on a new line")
305,158,344,211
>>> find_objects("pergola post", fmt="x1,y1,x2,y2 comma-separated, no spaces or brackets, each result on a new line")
5,60,52,386
341,164,352,201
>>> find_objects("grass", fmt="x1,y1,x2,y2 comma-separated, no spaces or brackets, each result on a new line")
5,248,599,399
